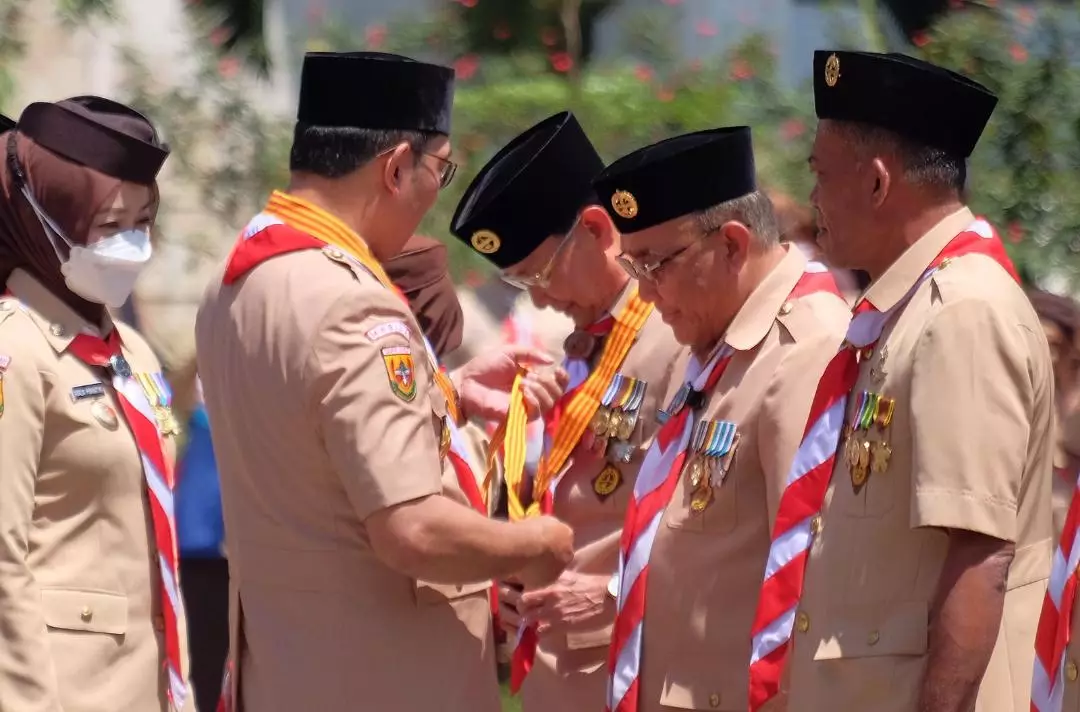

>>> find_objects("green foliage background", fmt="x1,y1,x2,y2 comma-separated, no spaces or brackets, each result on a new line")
5,0,1080,289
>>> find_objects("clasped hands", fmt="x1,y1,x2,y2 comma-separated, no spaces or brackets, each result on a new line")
452,345,569,423
498,569,614,639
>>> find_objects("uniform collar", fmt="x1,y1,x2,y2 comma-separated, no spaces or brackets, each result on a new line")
862,206,975,312
725,245,806,352
6,269,107,352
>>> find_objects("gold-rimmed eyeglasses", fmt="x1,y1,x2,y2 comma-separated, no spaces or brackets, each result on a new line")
500,214,582,290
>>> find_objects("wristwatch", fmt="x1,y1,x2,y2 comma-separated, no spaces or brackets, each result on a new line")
606,573,620,600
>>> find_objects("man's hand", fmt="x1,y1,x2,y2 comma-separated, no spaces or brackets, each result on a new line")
498,582,524,637
454,346,569,422
511,516,575,588
519,570,613,635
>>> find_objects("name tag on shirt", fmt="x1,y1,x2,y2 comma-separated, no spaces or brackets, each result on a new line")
71,382,106,402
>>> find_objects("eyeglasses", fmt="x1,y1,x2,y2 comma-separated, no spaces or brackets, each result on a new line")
423,152,457,189
500,215,581,290
616,242,695,282
616,226,720,282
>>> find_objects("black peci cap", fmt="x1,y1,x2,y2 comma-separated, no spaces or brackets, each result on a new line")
0,114,13,133
449,111,605,269
593,126,756,234
813,50,997,158
298,52,455,135
17,96,169,184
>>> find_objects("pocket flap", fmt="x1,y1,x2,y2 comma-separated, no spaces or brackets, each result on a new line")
811,600,927,661
41,588,128,635
565,622,613,651
415,579,490,606
658,678,737,710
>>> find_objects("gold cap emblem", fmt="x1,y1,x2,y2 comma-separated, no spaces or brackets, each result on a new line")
470,229,501,254
611,190,639,220
824,53,841,88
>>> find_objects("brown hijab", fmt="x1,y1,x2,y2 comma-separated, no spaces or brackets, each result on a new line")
0,96,168,324
385,235,464,359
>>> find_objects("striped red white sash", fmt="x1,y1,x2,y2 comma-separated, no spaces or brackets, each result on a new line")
68,331,188,710
748,218,1018,710
605,343,734,712
1033,469,1080,711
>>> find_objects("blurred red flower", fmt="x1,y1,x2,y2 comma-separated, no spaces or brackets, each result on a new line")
1007,222,1024,244
493,22,511,40
780,119,806,141
912,31,930,47
634,64,654,82
657,87,675,102
365,24,387,49
695,19,718,37
218,56,240,79
1010,43,1028,62
550,52,573,73
730,59,753,81
454,54,480,80
540,27,559,47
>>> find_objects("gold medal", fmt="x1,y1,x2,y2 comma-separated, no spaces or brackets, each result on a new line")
844,431,861,468
687,457,706,488
690,486,713,513
564,330,599,361
92,400,119,430
591,407,612,435
616,409,637,441
850,440,871,490
870,440,892,473
607,409,624,438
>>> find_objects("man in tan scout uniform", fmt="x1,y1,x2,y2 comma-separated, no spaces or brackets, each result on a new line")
447,111,684,710
195,52,574,712
763,51,1051,712
593,127,850,712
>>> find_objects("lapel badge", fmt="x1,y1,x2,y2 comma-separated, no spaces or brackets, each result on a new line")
658,382,692,424
846,391,895,493
869,344,889,383
470,229,501,255
686,420,740,513
92,400,120,430
824,53,841,87
592,463,623,501
610,190,639,220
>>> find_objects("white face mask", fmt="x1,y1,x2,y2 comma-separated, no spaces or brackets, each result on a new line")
21,185,153,308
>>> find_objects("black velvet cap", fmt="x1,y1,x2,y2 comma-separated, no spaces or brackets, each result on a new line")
298,52,455,135
593,126,756,234
17,96,169,183
0,114,13,133
813,50,997,158
449,111,605,269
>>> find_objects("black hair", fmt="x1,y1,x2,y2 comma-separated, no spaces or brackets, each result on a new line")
288,124,438,178
839,121,966,193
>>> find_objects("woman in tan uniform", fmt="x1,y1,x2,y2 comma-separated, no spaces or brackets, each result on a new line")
0,97,193,711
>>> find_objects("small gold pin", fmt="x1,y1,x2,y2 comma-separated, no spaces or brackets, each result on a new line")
611,190,639,219
470,229,501,254
824,53,841,87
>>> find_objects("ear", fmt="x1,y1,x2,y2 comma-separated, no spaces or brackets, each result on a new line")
380,142,413,195
870,157,891,208
579,205,615,250
718,220,752,273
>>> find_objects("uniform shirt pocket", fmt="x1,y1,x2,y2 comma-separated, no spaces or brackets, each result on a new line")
810,599,928,661
414,579,490,607
41,588,128,635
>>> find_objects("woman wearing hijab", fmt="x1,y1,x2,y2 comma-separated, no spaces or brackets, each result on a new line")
0,98,193,711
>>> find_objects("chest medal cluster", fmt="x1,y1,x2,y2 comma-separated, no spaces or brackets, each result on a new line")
843,390,895,493
685,419,740,513
590,373,648,464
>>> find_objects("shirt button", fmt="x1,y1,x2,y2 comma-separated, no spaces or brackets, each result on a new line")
867,630,880,646
709,693,721,708
810,515,822,535
50,324,66,337
795,611,810,634
80,606,93,622
327,248,343,259
778,301,793,316
1067,659,1079,682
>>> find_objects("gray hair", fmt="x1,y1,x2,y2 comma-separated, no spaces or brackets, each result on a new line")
693,190,781,247
834,121,966,193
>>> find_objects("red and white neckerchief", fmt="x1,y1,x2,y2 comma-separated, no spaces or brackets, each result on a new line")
508,312,617,692
66,330,188,711
1034,467,1080,710
605,342,734,712
748,218,1018,711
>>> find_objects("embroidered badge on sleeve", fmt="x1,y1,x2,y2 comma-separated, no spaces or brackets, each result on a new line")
382,346,417,402
366,320,412,342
